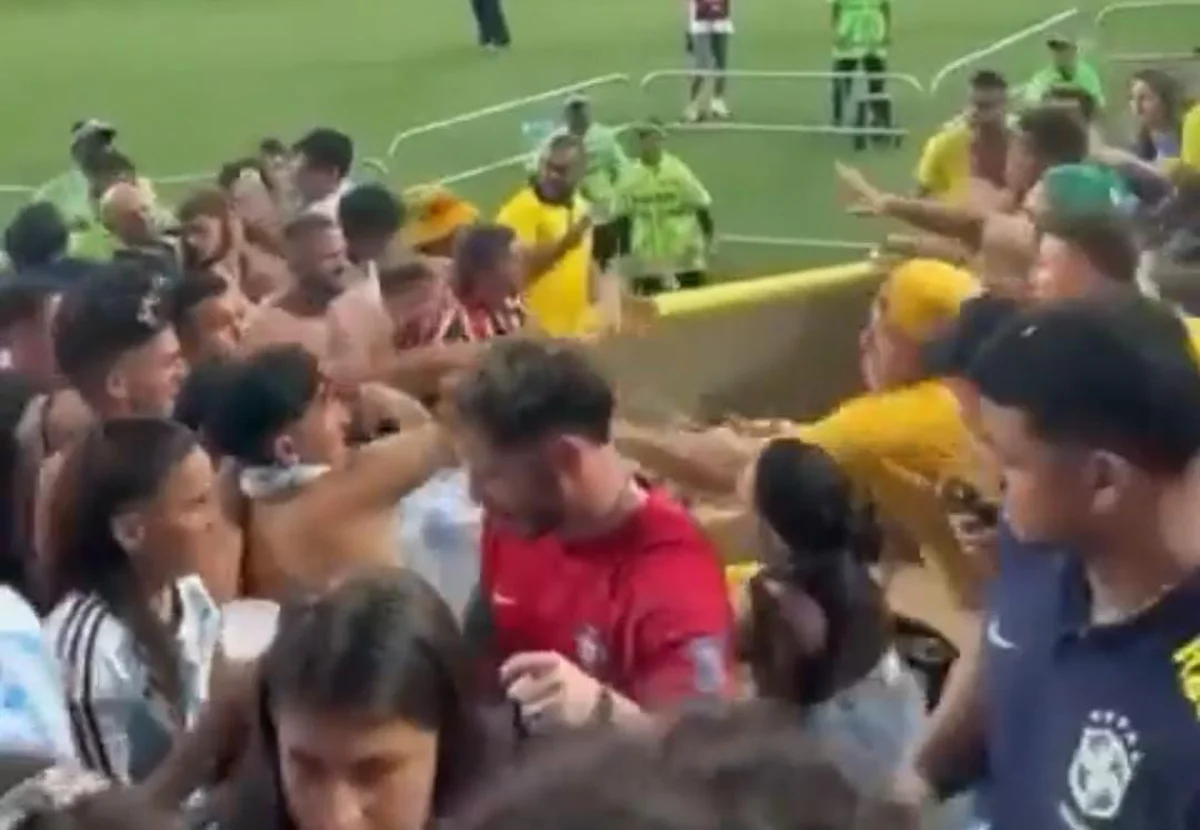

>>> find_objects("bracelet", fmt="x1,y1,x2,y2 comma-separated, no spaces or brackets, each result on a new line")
590,685,615,725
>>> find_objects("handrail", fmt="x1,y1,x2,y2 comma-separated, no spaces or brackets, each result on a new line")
1095,0,1200,29
639,69,925,93
385,74,632,158
928,8,1080,94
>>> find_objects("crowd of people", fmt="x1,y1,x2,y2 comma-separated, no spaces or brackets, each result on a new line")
0,31,1199,830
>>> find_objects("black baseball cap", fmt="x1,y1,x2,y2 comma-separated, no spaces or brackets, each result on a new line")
922,293,1021,378
966,295,1200,471
1047,34,1076,50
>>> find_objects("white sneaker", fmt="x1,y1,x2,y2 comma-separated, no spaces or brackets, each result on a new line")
709,98,731,119
683,101,703,123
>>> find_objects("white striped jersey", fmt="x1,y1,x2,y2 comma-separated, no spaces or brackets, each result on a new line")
42,576,220,783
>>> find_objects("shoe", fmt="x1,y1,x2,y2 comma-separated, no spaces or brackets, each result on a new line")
683,101,703,123
709,98,731,119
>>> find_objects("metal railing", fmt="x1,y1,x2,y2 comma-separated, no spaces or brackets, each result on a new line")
1094,0,1200,64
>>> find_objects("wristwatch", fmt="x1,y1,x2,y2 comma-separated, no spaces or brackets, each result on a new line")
590,685,615,725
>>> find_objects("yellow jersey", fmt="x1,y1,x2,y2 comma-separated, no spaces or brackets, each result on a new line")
1182,103,1200,171
497,187,594,337
795,380,984,607
916,123,972,202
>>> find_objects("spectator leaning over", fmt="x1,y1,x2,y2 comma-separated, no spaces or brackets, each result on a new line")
616,122,715,295
291,128,354,221
1023,34,1105,110
455,339,736,730
498,134,619,337
99,184,181,284
617,259,990,609
840,104,1090,294
539,95,630,269
224,571,489,830
915,70,1011,205
896,296,1200,829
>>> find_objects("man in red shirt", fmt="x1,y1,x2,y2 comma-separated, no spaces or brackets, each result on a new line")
453,339,736,731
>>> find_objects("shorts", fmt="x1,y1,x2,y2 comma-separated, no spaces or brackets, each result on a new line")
689,31,730,70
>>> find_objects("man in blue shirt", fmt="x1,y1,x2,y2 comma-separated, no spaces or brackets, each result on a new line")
899,296,1200,829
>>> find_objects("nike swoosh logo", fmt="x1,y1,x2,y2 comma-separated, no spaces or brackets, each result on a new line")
492,592,517,607
986,618,1016,651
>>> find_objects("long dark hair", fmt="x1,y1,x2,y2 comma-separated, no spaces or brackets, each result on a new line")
1132,69,1193,162
45,417,199,715
235,570,487,830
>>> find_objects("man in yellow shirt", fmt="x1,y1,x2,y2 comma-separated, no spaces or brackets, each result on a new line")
617,259,990,607
916,70,1011,204
497,134,618,337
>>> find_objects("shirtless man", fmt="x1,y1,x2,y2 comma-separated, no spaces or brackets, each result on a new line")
838,104,1091,295
205,344,454,599
240,212,350,360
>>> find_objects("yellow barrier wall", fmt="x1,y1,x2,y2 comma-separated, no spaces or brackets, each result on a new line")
597,262,883,423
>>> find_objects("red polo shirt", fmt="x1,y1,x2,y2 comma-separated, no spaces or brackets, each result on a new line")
481,488,736,708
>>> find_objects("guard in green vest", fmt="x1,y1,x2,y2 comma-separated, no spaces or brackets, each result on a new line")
614,122,715,296
831,0,892,143
1023,36,1106,110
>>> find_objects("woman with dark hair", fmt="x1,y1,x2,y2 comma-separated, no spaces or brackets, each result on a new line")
42,418,222,782
1130,69,1195,165
226,570,488,830
741,439,926,792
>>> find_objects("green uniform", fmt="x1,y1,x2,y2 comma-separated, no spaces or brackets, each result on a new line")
832,0,890,59
1023,61,1106,109
534,124,630,222
616,152,711,278
33,169,94,232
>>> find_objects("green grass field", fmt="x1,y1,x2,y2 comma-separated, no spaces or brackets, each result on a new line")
0,0,1196,276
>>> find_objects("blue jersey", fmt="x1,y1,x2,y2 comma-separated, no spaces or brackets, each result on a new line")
982,523,1200,829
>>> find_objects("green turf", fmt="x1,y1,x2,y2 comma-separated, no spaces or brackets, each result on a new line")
0,0,1194,276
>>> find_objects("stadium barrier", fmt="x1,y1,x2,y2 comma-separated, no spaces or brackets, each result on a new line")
597,261,880,421
1094,0,1200,64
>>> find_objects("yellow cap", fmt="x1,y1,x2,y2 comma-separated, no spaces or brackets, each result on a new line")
401,184,480,248
884,259,979,341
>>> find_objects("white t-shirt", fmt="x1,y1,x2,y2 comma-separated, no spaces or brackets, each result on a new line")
688,0,734,34
43,576,220,782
